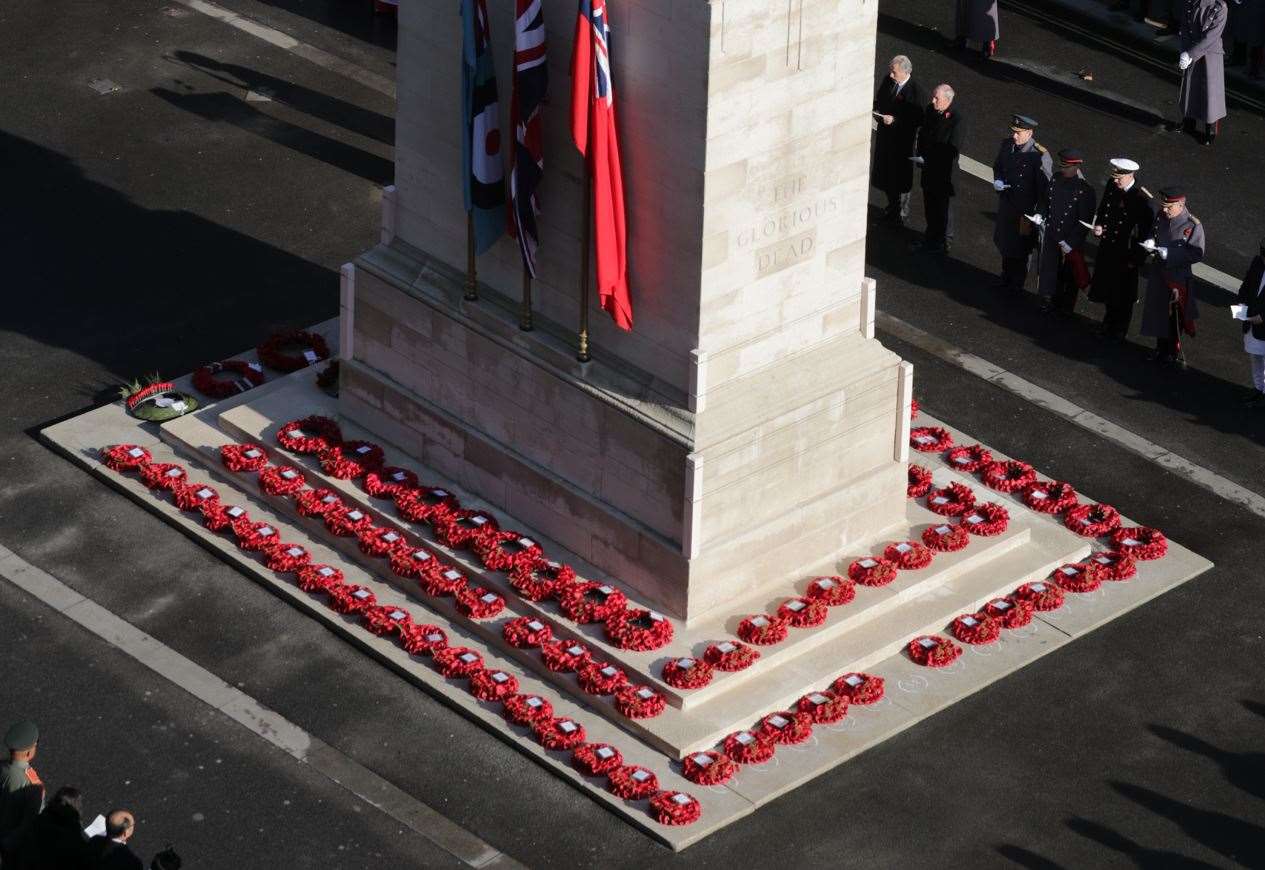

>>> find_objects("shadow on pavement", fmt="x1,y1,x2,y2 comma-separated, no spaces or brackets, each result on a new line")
165,50,394,145
1110,781,1265,867
1243,698,1265,719
995,843,1069,869
0,130,335,399
866,219,1265,448
1065,816,1222,868
150,88,394,185
250,0,397,51
1147,723,1265,802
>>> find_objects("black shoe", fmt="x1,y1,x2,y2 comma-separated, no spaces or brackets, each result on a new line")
1202,131,1216,146
1146,350,1172,363
1039,300,1054,313
1163,119,1184,133
1243,391,1265,406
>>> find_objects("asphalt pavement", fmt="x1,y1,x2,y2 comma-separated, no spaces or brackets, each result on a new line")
1,1,1263,867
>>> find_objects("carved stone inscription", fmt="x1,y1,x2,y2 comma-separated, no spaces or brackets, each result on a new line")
735,171,839,278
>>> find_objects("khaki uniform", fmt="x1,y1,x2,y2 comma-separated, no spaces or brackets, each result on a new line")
0,759,45,857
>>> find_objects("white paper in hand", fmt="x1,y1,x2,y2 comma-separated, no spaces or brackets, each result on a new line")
84,814,107,838
1231,304,1249,321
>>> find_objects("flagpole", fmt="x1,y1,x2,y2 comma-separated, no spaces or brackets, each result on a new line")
520,267,534,331
464,213,478,301
577,172,592,363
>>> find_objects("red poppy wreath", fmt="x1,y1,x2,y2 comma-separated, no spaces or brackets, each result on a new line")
848,556,898,587
502,693,553,726
263,542,311,573
1012,580,1064,611
275,415,343,455
908,634,962,667
361,604,413,638
959,502,1009,536
139,462,188,492
201,502,249,532
797,690,849,724
398,623,449,657
172,481,219,512
540,639,592,673
758,711,813,745
831,672,885,705
557,581,627,624
1110,527,1168,561
388,545,438,580
805,575,857,606
319,440,385,480
944,444,993,473
1064,503,1122,537
614,685,666,719
433,645,484,678
607,765,659,800
468,667,520,702
722,730,775,765
508,559,577,602
1022,480,1079,514
1050,562,1104,593
534,716,587,751
883,540,934,570
258,464,307,497
325,583,377,615
949,612,1001,645
983,459,1037,493
501,615,553,649
473,530,543,572
363,466,419,499
681,750,736,786
925,482,976,516
908,464,934,498
649,791,702,827
255,328,330,373
777,596,828,627
191,360,265,399
420,566,468,598
101,444,152,472
922,521,970,552
1088,549,1138,581
983,596,1034,629
737,614,789,646
703,641,760,672
357,525,410,559
455,586,506,620
220,443,269,473
432,509,499,550
662,657,714,690
572,742,624,776
231,519,280,552
604,608,674,651
324,504,375,538
295,487,343,518
295,564,343,594
394,486,459,524
577,661,629,696
910,426,954,452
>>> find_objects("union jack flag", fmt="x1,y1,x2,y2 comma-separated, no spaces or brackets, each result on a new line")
571,0,631,330
510,0,548,276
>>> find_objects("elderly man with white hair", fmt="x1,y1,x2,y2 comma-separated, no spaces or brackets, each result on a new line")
871,54,925,227
911,83,962,254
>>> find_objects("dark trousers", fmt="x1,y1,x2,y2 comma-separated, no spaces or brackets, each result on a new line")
1002,255,1030,290
923,189,954,247
1052,259,1079,313
884,189,911,220
1102,296,1135,337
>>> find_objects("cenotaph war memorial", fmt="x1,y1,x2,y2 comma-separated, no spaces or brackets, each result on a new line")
48,0,1210,850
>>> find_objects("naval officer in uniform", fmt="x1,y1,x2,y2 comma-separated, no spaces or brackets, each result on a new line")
1140,187,1204,365
992,114,1053,294
1089,158,1155,340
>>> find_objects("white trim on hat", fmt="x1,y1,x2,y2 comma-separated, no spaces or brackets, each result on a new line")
1110,158,1141,173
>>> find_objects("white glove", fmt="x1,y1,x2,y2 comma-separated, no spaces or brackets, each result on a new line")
993,179,1006,192
1156,246,1169,260
1028,213,1044,226
909,156,925,164
1179,52,1192,70
1140,238,1157,251
1058,241,1072,254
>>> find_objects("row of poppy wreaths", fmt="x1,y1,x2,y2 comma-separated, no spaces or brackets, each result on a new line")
188,329,332,400
907,423,1170,559
218,440,679,722
99,443,701,827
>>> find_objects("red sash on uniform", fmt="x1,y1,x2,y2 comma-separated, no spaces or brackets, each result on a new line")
1168,280,1197,337
1065,248,1091,290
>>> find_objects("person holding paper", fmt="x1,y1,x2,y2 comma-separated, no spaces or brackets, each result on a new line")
87,809,143,870
1088,158,1155,340
8,785,93,869
911,84,962,254
1139,188,1204,365
991,115,1052,294
1234,238,1265,405
1033,149,1096,315
871,55,925,227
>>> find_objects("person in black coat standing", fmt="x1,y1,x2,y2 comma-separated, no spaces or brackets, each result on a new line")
87,810,143,870
1088,158,1155,340
872,55,925,226
9,786,92,870
1235,239,1265,406
911,83,962,254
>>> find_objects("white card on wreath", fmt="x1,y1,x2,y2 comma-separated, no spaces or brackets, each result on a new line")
751,616,769,628
412,550,431,561
858,558,877,568
258,526,275,536
526,620,544,632
392,471,407,481
1123,537,1140,546
471,516,488,526
1031,582,1046,592
597,747,616,760
931,496,950,505
691,753,712,767
672,794,692,806
526,697,543,708
600,666,618,678
785,600,805,612
1031,490,1048,500
318,567,336,577
767,715,788,729
676,658,695,669
382,532,400,543
735,732,755,745
518,538,535,548
636,688,655,700
559,721,578,734
816,578,836,589
991,599,1011,611
425,632,443,643
597,585,614,595
285,547,304,557
895,543,912,553
491,672,509,684
389,609,407,621
244,449,262,458
127,447,145,458
321,495,338,504
918,637,938,649
355,445,372,454
808,693,830,705
479,593,499,604
966,514,983,525
952,456,970,464
196,488,213,499
631,769,650,782
1060,566,1079,576
287,429,305,439
433,489,449,498
567,645,585,656
352,589,372,600
347,511,364,521
303,349,319,363
961,616,978,627
444,570,462,581
165,468,182,478
844,675,864,687
935,525,951,535
458,652,478,664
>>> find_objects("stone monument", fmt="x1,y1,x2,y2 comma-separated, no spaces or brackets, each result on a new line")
341,0,912,625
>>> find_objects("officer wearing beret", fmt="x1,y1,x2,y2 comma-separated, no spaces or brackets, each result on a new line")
1140,187,1204,365
992,114,1053,293
1031,148,1096,315
1089,158,1156,340
0,721,45,862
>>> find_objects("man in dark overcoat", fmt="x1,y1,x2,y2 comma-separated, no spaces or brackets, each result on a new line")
1140,188,1204,365
1032,149,1096,315
1166,0,1228,144
1089,158,1155,340
911,83,963,254
991,114,1052,293
955,0,1000,59
872,55,925,226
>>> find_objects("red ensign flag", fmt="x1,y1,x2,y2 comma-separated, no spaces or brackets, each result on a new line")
570,0,631,331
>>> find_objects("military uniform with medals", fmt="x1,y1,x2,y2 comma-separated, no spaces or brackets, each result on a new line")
992,114,1053,292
